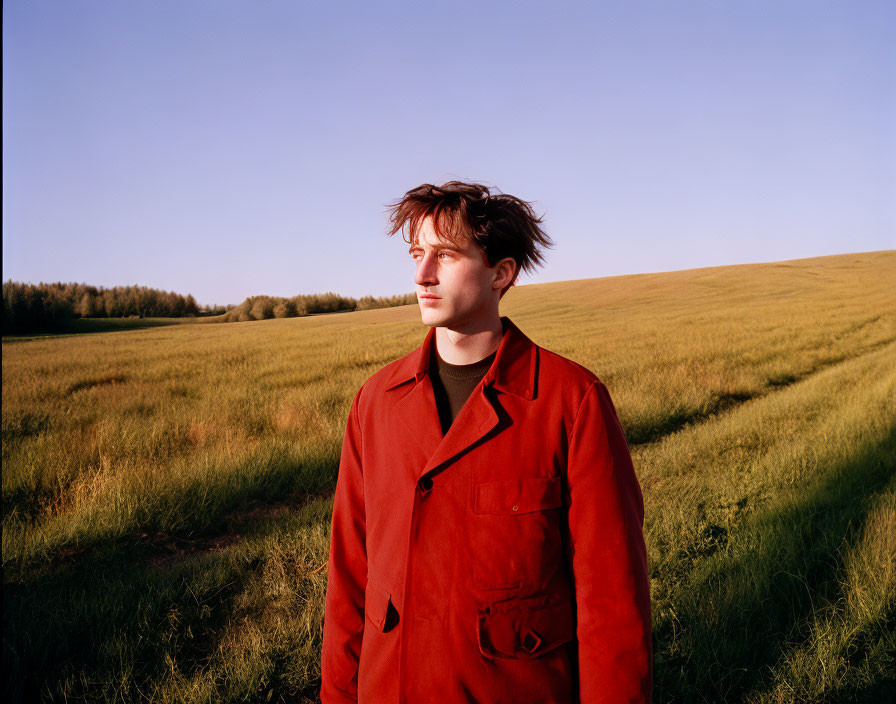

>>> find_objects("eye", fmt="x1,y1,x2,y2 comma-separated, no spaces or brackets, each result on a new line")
438,252,450,260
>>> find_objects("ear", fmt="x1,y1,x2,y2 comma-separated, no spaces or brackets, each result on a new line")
492,257,518,292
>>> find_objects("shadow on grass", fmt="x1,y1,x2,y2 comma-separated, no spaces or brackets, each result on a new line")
830,676,896,704
626,391,753,445
653,427,896,703
3,494,332,704
626,337,896,446
7,447,340,578
3,447,343,701
4,542,249,702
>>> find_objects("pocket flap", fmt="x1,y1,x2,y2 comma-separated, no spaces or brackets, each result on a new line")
365,579,392,632
474,476,563,515
477,598,576,659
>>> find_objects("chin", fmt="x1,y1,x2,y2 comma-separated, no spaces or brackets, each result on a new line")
418,307,449,328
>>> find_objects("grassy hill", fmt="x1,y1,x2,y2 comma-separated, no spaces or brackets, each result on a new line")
3,250,894,702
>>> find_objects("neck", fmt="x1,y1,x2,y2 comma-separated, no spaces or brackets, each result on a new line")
434,315,504,365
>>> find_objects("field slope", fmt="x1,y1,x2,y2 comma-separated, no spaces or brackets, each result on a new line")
3,250,895,702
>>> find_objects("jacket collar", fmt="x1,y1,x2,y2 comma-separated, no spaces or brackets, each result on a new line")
383,316,537,400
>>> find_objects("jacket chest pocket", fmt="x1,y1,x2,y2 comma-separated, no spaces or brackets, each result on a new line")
470,476,565,592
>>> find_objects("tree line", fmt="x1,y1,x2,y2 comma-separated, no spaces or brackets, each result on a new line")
2,281,204,333
2,280,417,333
221,291,417,322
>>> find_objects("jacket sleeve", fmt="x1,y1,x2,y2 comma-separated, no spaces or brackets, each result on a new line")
564,380,652,704
320,389,367,704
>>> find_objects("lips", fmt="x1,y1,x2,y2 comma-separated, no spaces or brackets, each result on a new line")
419,294,441,300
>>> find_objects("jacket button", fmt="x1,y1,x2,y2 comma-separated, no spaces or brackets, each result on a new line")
418,476,433,493
512,505,519,512
522,631,541,653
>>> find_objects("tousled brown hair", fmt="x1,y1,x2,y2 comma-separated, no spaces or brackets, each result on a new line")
386,180,554,293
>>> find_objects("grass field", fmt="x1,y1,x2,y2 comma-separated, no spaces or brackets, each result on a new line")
3,250,895,702
2,316,200,341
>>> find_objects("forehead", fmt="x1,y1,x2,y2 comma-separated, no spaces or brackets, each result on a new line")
410,215,473,250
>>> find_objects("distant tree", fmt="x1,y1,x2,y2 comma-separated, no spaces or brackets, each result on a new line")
273,300,297,318
356,292,416,311
2,281,76,333
290,296,309,316
103,291,119,317
77,292,98,317
199,303,228,317
247,297,274,320
184,294,199,316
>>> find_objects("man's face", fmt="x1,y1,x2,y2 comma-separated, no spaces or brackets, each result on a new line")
410,216,499,329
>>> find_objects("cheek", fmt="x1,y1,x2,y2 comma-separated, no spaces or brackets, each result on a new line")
445,262,492,300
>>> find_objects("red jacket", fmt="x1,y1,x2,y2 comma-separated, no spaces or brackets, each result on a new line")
321,316,652,703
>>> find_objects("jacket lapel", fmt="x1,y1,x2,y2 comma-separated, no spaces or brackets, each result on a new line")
385,316,538,481
392,375,446,470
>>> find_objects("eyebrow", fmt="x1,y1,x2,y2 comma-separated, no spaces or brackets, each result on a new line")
408,243,463,254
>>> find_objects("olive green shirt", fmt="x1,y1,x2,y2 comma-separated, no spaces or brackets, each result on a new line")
428,342,497,436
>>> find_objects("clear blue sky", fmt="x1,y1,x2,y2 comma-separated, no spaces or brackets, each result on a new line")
3,0,894,306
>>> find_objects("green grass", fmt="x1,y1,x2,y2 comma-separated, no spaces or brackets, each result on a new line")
3,250,895,702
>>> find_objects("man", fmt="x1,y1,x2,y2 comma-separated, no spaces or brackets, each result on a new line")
320,181,652,703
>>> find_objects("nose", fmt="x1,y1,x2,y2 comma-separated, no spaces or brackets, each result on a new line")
414,252,439,287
